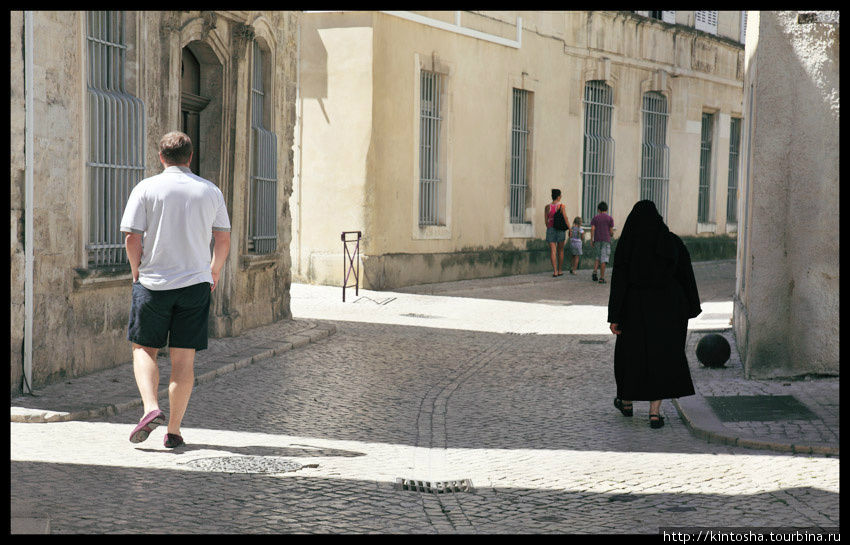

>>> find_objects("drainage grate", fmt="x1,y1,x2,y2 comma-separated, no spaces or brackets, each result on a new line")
182,456,303,474
704,395,818,422
396,478,473,494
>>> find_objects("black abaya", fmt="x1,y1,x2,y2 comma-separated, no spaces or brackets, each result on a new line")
607,201,702,401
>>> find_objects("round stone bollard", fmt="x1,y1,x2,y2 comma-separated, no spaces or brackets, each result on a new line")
696,333,731,368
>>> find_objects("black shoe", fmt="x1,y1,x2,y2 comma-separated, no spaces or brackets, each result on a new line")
592,272,598,282
164,433,185,448
614,398,633,417
599,278,606,284
649,414,665,429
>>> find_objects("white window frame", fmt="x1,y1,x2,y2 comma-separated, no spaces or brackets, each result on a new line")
662,11,676,24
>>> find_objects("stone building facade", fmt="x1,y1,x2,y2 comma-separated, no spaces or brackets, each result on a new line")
292,11,746,289
11,11,300,395
734,11,839,378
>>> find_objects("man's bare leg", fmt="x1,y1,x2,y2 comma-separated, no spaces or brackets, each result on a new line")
132,344,160,415
167,347,196,436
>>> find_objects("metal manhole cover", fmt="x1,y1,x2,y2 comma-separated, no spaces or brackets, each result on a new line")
183,456,303,474
704,395,818,422
396,478,473,494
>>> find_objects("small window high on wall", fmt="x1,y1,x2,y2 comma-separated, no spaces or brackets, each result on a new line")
695,10,719,35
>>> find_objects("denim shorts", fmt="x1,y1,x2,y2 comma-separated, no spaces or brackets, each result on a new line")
546,227,566,243
595,241,611,263
128,282,211,351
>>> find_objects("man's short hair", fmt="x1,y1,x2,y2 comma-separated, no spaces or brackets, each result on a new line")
159,131,193,165
597,201,608,212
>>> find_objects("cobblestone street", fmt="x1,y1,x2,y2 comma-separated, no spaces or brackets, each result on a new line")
10,262,840,534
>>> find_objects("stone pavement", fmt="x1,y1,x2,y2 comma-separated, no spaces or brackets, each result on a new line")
10,319,337,423
10,260,840,534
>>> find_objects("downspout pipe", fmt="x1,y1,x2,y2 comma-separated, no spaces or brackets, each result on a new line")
23,11,34,394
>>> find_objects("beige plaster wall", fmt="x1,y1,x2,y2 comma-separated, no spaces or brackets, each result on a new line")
734,11,839,378
294,11,744,290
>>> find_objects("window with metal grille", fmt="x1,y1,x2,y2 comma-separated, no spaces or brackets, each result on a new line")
581,81,615,224
726,117,742,223
419,70,443,226
86,10,146,268
639,92,670,221
698,112,715,223
248,40,278,254
695,10,719,34
509,88,531,224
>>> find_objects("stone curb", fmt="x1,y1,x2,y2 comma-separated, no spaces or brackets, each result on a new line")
672,395,839,456
10,323,337,424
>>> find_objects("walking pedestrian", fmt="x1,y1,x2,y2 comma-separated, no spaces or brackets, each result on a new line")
545,189,569,277
607,200,702,429
120,131,231,448
568,216,584,275
590,201,614,283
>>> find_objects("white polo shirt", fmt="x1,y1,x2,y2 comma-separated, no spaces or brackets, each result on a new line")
120,166,231,291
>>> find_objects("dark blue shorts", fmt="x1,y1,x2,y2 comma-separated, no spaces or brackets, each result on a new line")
128,282,212,351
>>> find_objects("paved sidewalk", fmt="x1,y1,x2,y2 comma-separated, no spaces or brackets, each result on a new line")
10,319,337,424
11,260,838,457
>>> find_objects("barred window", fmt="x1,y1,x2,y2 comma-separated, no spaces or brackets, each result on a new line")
419,70,443,226
248,40,278,254
726,117,742,223
639,92,670,221
698,112,715,223
581,81,615,224
86,10,146,268
509,88,531,224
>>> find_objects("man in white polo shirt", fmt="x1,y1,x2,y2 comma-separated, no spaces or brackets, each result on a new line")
120,131,231,449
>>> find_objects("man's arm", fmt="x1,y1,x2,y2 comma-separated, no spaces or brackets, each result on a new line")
210,230,231,292
124,232,143,282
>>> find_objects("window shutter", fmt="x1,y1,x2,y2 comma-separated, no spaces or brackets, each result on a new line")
695,10,718,34
662,11,676,24
740,11,748,43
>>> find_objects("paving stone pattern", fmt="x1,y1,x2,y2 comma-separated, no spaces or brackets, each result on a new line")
10,261,840,533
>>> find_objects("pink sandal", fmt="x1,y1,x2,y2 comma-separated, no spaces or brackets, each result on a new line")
129,409,166,443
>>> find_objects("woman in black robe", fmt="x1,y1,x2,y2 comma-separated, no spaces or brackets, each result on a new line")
607,200,702,428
